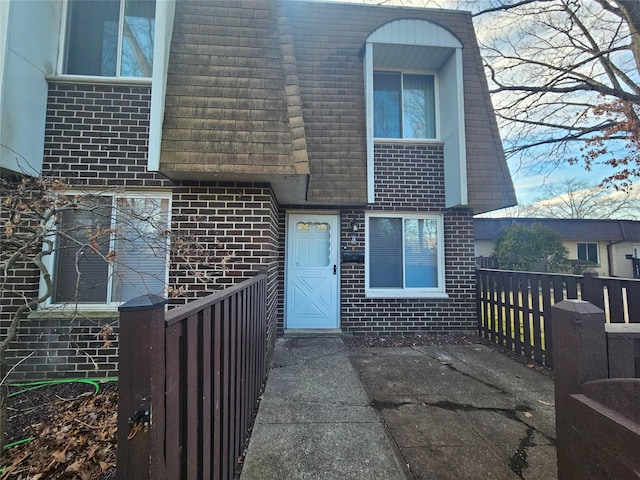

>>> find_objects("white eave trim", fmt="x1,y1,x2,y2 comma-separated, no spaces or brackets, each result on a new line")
148,0,176,172
365,42,375,204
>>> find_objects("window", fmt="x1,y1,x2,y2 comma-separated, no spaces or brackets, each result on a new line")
373,72,436,139
65,0,155,78
577,243,598,264
366,213,446,297
48,193,170,307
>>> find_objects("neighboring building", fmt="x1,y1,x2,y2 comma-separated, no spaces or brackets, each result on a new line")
475,218,640,278
1,0,515,379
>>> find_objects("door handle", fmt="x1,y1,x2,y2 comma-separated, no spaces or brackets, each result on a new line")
333,264,337,275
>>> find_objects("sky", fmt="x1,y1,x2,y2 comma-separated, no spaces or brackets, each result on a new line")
318,0,638,212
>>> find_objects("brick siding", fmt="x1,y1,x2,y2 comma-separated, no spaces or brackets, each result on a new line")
42,82,171,189
2,82,170,380
339,144,477,334
169,182,283,355
3,82,285,380
3,84,478,379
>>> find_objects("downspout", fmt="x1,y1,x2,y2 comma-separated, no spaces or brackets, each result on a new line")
606,241,624,277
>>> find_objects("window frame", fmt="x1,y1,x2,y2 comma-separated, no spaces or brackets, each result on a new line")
372,68,440,142
58,0,156,83
365,211,447,298
577,242,599,264
40,191,171,311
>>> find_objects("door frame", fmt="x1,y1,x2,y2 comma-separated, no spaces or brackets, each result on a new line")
284,211,340,330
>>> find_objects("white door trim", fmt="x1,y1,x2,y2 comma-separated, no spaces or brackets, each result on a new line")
285,211,340,330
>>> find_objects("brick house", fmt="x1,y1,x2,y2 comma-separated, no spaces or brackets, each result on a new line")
0,0,515,380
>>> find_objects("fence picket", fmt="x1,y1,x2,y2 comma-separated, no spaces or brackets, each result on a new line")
164,323,183,480
530,276,543,365
476,269,640,368
201,307,212,480
627,281,640,323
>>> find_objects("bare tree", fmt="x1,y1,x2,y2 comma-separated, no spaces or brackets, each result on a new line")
466,0,640,189
0,176,172,451
527,178,640,218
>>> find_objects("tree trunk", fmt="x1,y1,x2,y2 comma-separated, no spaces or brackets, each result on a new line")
0,353,7,454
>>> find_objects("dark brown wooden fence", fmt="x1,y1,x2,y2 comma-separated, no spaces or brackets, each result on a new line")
552,300,640,478
476,269,640,368
117,274,268,480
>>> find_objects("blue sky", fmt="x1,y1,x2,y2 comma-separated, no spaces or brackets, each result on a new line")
511,161,615,205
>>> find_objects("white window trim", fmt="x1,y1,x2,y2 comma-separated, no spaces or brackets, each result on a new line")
364,22,468,207
365,211,448,299
39,190,172,312
57,0,155,80
372,69,441,143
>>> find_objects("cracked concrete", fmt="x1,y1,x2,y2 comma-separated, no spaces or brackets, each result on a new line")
351,344,557,480
240,337,410,480
241,338,557,480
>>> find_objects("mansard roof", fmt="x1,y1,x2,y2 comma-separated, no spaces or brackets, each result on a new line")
160,0,516,211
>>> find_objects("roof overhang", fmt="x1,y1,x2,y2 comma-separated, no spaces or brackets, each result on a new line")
159,169,309,205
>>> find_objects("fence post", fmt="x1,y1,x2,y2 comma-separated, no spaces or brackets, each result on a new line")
117,294,168,480
551,299,606,479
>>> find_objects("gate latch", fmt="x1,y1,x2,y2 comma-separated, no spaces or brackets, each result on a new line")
127,408,150,440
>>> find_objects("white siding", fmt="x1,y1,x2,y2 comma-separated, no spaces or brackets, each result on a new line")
611,242,638,278
0,0,62,175
367,19,462,48
475,240,495,258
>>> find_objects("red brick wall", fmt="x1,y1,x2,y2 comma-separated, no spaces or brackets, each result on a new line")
339,144,476,334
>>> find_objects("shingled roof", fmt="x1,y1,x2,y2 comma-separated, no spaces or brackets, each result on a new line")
159,1,310,203
475,218,640,243
159,0,516,211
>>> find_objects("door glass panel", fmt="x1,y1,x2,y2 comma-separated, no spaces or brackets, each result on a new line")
295,222,330,267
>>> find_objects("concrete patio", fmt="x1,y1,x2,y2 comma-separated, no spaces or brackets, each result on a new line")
240,337,557,480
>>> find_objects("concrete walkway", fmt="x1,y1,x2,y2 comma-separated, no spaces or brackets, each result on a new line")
241,337,557,480
240,337,409,479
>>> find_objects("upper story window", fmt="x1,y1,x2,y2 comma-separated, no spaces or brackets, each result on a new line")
45,193,170,308
364,19,466,205
374,72,436,140
65,0,155,78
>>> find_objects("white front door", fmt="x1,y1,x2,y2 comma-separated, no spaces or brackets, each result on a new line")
286,213,339,329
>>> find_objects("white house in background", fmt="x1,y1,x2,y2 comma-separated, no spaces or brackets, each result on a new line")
475,218,640,278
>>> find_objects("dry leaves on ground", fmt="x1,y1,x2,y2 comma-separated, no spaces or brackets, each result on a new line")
2,382,117,480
